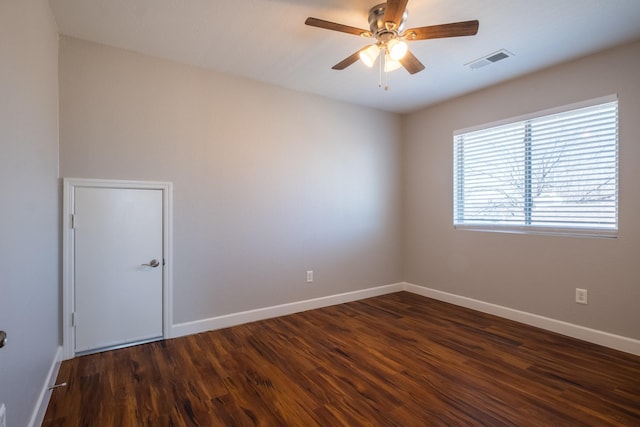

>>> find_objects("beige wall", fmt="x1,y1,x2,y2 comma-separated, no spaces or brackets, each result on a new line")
0,0,60,425
404,40,640,340
59,36,403,325
57,29,640,347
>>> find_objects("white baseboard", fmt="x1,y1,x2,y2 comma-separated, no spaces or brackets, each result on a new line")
403,283,640,356
170,281,639,356
171,283,404,338
29,345,63,427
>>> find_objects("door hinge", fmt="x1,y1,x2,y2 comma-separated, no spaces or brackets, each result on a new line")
71,214,76,229
71,312,76,327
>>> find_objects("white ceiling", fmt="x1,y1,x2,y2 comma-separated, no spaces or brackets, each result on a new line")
50,0,640,114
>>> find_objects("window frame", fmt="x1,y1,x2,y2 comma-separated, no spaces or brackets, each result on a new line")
453,95,619,238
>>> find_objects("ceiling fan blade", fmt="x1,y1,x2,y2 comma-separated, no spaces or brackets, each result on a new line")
305,17,371,37
383,0,409,29
405,20,479,40
332,48,368,70
399,51,425,74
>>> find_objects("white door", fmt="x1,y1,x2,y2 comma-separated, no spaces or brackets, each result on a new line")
73,186,164,353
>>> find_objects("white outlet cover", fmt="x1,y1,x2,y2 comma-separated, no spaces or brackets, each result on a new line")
576,288,588,304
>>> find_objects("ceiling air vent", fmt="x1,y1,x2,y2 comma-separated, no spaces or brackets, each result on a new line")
466,49,513,70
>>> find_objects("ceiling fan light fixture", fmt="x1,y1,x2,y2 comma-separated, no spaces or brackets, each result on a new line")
387,39,408,61
359,44,380,67
384,54,402,72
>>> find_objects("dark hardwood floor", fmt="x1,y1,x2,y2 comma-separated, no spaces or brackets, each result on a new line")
43,292,640,426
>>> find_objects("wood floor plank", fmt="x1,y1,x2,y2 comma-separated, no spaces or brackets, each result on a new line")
43,292,640,426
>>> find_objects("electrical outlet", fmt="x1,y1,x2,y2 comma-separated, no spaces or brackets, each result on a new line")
306,270,313,283
0,403,6,427
575,288,588,305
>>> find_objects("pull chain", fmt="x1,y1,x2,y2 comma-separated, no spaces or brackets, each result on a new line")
384,55,390,91
378,50,383,88
377,49,390,91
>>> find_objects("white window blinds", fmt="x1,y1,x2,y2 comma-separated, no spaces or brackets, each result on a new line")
454,96,618,236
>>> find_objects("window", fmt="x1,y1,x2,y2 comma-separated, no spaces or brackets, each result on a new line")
453,96,618,237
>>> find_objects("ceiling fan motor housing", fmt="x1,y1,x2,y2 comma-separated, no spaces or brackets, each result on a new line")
368,3,407,41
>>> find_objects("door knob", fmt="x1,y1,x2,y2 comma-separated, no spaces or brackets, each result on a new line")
0,330,6,348
142,259,160,268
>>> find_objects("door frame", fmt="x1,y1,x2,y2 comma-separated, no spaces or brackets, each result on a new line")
62,178,173,360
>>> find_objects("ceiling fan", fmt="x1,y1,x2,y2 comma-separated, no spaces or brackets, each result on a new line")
305,0,479,75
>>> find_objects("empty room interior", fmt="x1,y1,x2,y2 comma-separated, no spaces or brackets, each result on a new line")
2,0,640,425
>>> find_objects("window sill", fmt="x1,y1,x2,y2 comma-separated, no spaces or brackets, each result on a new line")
453,224,618,239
